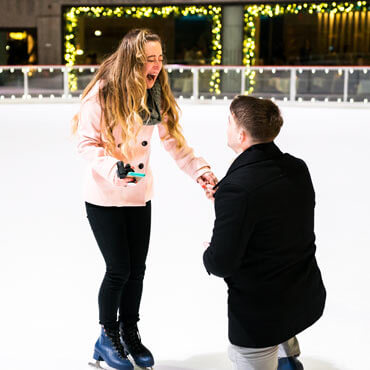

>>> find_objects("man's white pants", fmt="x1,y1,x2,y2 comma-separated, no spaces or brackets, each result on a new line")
228,337,300,370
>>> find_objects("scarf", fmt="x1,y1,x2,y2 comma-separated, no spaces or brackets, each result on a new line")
141,79,162,126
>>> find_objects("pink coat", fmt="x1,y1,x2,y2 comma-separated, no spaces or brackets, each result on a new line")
77,82,210,206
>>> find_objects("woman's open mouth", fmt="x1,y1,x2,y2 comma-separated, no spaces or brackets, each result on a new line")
146,73,157,82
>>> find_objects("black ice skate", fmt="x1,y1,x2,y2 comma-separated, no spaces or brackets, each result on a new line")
120,322,154,369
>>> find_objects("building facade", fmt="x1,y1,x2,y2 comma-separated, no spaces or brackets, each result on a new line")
0,0,369,66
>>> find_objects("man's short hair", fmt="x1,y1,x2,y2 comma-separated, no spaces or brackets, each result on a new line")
230,95,283,142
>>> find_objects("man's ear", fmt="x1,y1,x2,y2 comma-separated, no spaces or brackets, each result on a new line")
239,128,247,144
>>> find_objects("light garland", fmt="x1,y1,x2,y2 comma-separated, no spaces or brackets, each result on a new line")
243,1,370,94
64,5,222,93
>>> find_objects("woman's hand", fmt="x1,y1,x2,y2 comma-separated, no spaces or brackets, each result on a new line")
197,171,218,200
113,175,137,187
114,162,138,187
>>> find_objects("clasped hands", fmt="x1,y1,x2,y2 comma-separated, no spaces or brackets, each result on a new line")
197,171,218,200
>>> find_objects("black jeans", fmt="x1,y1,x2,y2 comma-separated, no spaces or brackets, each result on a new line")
86,201,151,327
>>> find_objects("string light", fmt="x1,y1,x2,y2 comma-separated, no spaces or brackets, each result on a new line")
64,5,222,93
243,1,370,94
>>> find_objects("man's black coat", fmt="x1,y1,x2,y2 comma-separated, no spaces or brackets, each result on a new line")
203,142,326,348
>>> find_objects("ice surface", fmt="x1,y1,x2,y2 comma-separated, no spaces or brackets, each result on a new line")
0,101,369,370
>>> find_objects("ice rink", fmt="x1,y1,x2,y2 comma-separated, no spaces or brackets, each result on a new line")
1,100,369,370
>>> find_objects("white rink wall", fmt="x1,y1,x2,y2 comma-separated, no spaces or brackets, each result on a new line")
0,101,369,370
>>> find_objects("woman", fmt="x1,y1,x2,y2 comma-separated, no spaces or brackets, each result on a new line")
74,29,217,370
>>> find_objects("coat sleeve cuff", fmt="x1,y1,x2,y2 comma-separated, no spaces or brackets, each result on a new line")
192,163,211,182
203,249,212,275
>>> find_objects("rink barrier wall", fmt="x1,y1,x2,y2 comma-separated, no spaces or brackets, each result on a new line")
0,65,369,106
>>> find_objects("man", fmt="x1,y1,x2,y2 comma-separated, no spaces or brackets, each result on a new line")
203,96,326,370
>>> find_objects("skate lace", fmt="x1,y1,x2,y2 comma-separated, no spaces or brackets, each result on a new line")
105,328,128,359
124,326,143,352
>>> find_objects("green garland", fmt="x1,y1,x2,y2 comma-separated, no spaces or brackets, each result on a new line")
243,1,370,93
64,5,222,93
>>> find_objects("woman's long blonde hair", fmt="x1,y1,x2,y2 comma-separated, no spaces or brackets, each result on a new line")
72,29,185,158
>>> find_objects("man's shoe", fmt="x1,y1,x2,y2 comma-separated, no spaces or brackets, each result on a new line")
278,356,304,370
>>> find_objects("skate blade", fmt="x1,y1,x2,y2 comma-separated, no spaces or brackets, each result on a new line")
128,355,154,370
88,359,151,370
88,360,109,369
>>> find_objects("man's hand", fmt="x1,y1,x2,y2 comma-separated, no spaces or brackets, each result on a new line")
197,171,218,200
